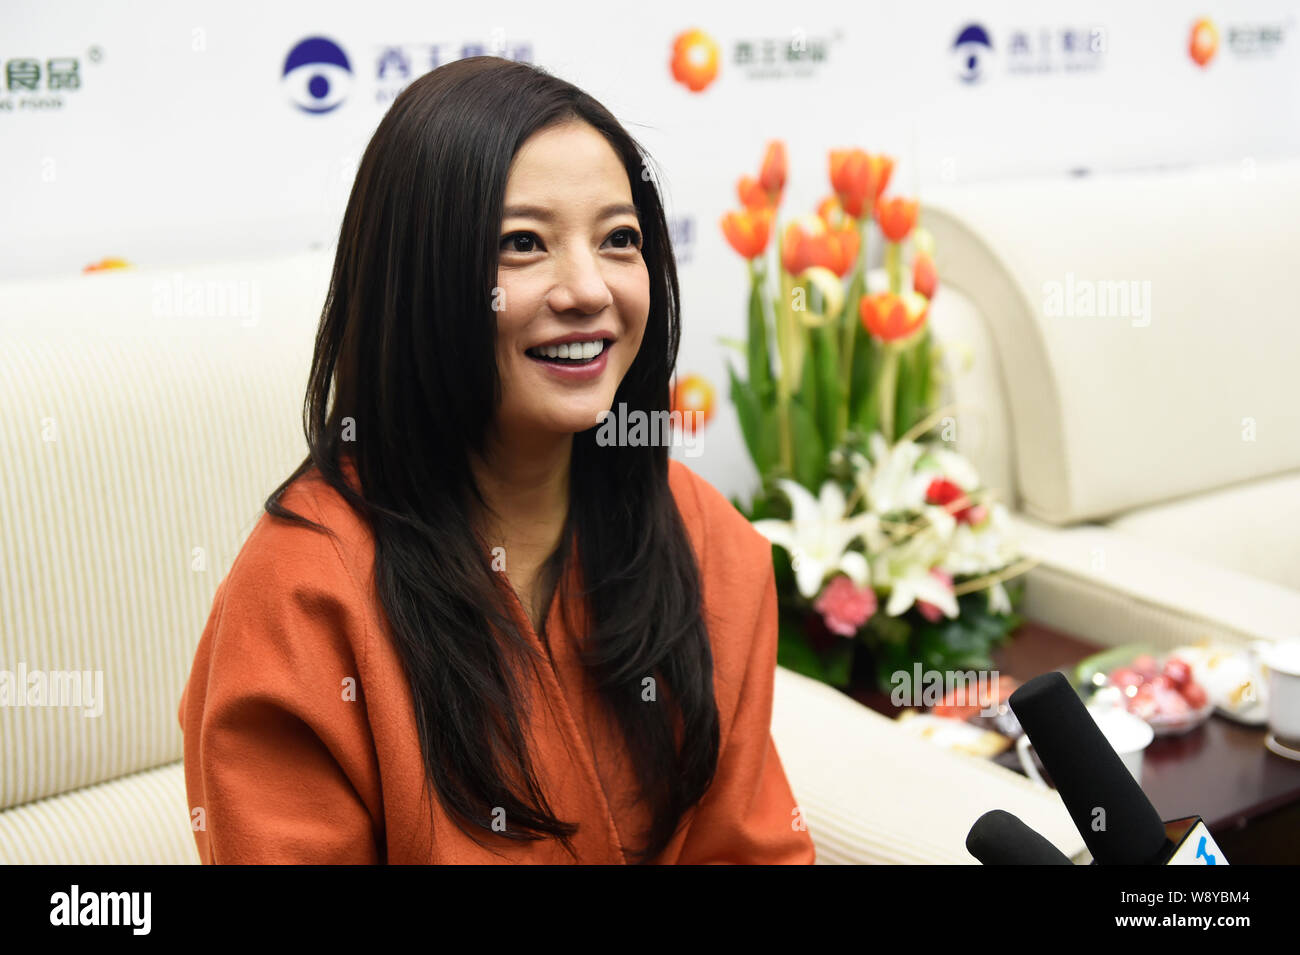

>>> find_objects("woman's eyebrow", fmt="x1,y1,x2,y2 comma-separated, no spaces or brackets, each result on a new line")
502,202,638,222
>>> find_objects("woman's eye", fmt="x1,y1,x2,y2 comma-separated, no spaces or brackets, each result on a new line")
608,227,642,250
501,232,541,254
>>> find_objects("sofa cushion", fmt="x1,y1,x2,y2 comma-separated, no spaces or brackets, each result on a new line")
1109,471,1300,593
0,761,196,864
0,253,329,809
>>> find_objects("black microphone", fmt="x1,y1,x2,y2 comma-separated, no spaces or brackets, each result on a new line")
1009,671,1175,865
966,810,1074,865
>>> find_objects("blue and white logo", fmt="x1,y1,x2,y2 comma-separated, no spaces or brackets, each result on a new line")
952,23,993,84
283,36,352,114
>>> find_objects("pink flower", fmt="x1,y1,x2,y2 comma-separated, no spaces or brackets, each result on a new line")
917,569,955,623
814,575,878,637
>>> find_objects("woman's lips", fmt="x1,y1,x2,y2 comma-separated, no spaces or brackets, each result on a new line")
525,340,612,382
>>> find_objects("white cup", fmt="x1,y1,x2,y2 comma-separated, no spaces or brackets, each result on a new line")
1260,640,1300,753
1016,705,1154,788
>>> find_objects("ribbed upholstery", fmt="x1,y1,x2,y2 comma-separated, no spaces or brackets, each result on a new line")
0,761,197,864
0,253,329,836
771,667,1084,864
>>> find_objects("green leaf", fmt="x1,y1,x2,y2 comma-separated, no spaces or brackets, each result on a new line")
812,322,842,453
851,326,882,437
717,336,748,359
786,397,826,491
747,278,774,403
777,611,855,688
728,361,777,477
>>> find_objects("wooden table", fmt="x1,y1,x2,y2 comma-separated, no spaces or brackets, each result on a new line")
849,620,1300,864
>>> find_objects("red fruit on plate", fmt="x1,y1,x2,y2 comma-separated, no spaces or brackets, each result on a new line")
1132,654,1159,680
1152,684,1192,718
1109,667,1144,691
1163,657,1193,689
1181,682,1208,710
1128,685,1159,720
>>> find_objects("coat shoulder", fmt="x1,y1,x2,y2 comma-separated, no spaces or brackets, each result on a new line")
668,458,769,572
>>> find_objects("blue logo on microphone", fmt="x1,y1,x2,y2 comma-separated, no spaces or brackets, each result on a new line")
283,36,352,114
1196,835,1217,864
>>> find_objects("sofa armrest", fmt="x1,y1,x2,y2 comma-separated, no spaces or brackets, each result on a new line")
1010,514,1300,651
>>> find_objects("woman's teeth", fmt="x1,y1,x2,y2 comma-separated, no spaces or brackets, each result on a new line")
526,339,607,363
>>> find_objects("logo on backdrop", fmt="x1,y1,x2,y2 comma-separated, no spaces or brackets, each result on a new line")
282,36,353,114
283,35,533,111
0,46,100,114
951,21,1106,83
373,37,533,104
1188,16,1285,66
952,23,993,83
1189,18,1219,67
669,26,840,93
668,216,696,265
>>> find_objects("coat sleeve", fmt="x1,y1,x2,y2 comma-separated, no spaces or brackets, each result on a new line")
178,509,383,864
674,493,817,865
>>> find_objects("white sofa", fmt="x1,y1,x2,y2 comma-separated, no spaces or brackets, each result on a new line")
0,251,1083,864
925,158,1300,655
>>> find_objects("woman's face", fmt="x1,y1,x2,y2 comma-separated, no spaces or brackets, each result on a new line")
493,120,650,440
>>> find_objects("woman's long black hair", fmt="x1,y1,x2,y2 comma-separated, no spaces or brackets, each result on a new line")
263,56,719,863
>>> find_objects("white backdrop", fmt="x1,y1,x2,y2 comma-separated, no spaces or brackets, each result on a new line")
5,0,1299,494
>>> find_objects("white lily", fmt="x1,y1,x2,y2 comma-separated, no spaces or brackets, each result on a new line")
752,479,880,600
940,502,1020,576
883,564,959,619
987,580,1012,615
869,528,957,619
859,432,930,514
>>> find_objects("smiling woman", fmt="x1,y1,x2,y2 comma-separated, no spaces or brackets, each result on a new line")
177,55,814,865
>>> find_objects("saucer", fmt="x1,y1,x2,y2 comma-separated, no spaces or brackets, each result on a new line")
1264,733,1300,762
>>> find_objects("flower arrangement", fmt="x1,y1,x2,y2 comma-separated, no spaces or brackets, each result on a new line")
717,141,1033,690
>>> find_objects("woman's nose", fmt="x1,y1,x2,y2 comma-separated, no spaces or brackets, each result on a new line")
547,250,614,315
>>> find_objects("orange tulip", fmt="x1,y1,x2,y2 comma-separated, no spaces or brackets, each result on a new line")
721,206,774,259
672,374,715,435
816,194,849,229
737,174,770,211
829,148,874,218
821,224,860,278
876,196,918,243
913,250,938,299
760,141,787,196
781,216,824,275
859,291,928,342
780,216,858,278
866,154,895,200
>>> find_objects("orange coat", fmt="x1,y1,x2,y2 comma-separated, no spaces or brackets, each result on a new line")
178,457,815,864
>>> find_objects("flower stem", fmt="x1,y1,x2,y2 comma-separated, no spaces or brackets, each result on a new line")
879,342,899,443
838,214,870,440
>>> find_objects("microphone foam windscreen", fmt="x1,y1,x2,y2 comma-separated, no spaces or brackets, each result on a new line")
1009,671,1168,865
966,809,1073,865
